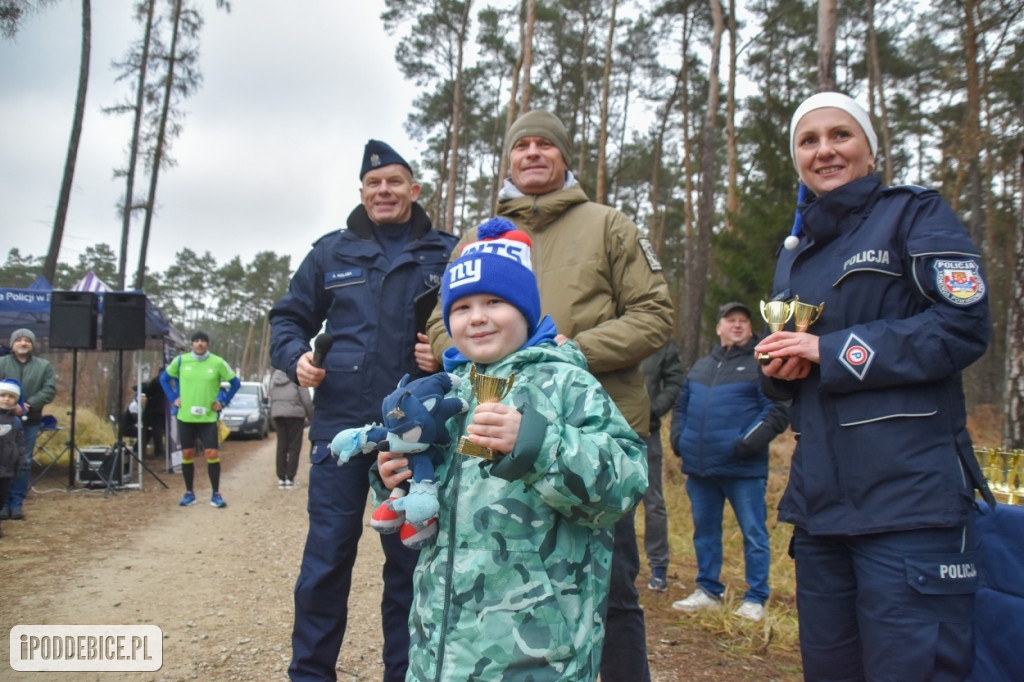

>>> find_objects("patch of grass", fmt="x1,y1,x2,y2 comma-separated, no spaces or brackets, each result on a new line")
31,402,119,465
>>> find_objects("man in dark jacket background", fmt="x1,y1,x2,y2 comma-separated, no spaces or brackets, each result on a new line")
640,338,684,592
670,302,789,622
270,140,458,682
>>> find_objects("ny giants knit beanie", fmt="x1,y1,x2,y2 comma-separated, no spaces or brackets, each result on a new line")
441,217,541,337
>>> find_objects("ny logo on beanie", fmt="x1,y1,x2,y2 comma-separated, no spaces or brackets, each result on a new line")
449,259,483,288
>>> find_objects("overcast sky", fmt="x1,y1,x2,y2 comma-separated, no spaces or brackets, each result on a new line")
0,1,422,282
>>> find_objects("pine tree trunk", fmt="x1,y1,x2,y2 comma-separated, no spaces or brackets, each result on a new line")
519,0,535,113
682,0,723,369
595,0,617,205
135,0,183,290
865,0,892,185
725,0,738,228
816,0,837,91
495,0,527,202
44,0,91,284
443,0,473,233
118,0,156,290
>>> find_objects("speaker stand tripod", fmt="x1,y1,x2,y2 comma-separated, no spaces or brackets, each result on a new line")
65,349,82,487
102,350,168,498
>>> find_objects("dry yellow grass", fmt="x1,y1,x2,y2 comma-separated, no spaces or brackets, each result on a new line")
643,428,801,659
28,402,119,465
644,406,1001,664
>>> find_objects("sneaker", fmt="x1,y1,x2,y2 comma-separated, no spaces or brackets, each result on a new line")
178,491,197,506
286,480,300,489
0,508,9,520
648,575,669,591
371,490,406,534
9,508,24,521
672,589,720,612
648,566,669,591
400,518,437,549
734,601,765,622
210,492,227,508
278,479,287,489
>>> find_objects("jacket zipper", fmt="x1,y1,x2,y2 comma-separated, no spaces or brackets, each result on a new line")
433,405,467,680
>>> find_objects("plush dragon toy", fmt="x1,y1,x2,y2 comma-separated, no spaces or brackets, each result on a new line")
330,372,467,549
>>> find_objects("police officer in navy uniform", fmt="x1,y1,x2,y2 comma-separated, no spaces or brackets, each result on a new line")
270,140,458,682
756,93,994,681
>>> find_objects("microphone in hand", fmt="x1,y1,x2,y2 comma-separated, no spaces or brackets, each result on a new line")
312,333,334,369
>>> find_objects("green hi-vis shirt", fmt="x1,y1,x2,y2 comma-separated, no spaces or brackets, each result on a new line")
166,353,236,423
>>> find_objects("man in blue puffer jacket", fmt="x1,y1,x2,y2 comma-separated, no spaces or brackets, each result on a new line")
670,301,789,621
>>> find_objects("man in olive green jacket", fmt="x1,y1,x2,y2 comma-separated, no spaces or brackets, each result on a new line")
426,108,673,682
0,328,57,520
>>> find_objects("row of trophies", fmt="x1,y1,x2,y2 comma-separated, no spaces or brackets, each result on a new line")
975,448,1024,505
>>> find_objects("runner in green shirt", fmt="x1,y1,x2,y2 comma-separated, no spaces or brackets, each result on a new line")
161,331,240,508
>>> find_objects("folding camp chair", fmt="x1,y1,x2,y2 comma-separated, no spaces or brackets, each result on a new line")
30,415,65,487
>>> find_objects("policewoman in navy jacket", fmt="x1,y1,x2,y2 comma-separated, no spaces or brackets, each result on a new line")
755,92,994,682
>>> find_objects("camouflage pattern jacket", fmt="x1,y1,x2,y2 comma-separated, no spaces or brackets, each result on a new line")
408,324,648,681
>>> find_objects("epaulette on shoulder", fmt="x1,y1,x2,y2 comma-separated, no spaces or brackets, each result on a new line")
881,184,936,198
311,228,345,247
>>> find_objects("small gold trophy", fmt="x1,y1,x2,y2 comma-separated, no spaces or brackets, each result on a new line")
792,296,825,333
758,300,793,365
1007,450,1023,505
456,365,516,460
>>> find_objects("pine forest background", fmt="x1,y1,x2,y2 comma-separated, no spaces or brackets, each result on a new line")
3,0,1024,446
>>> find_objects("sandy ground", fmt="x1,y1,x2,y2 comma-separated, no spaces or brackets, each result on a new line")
1,436,389,681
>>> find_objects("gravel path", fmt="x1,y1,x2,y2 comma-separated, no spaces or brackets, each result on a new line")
1,436,387,681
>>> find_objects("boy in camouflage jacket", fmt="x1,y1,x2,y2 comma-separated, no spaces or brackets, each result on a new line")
374,218,648,681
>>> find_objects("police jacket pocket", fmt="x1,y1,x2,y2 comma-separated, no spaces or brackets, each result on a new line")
323,350,364,374
905,552,974,622
835,386,937,427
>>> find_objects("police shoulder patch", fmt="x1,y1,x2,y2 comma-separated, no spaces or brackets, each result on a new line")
837,333,875,381
934,258,985,306
638,238,663,272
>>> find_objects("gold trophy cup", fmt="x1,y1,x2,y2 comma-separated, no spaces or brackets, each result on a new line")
758,300,794,365
792,296,825,333
456,365,516,460
1007,450,1023,505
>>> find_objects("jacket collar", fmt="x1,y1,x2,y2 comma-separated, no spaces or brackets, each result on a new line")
497,184,590,232
345,201,433,242
800,174,882,247
711,334,760,361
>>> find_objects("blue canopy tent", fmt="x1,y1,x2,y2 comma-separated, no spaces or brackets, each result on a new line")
0,274,184,488
0,274,187,351
0,275,52,346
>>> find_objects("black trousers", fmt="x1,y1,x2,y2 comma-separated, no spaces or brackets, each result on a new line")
273,417,305,481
